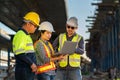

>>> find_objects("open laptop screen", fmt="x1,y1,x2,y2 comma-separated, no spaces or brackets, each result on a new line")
59,41,78,54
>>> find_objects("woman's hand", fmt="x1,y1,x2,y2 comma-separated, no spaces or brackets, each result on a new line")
57,54,68,60
51,54,68,61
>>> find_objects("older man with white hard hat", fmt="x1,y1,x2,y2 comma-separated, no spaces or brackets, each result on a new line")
53,17,84,80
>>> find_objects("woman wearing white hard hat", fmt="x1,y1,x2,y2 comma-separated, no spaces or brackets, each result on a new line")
34,21,66,80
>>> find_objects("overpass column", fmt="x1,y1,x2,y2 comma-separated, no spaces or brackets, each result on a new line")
7,48,10,67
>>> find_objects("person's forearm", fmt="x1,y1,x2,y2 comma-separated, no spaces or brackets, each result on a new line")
15,53,34,65
76,37,84,54
50,57,59,62
50,54,67,62
75,48,84,54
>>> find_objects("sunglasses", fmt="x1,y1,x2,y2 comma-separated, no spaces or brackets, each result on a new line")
67,26,76,29
30,22,38,28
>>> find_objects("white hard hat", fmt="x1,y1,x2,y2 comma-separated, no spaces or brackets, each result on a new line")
66,17,78,27
38,21,55,32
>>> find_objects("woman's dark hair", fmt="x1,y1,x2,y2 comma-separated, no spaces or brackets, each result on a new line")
37,30,46,39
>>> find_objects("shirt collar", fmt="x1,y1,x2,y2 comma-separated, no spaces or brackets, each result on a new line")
39,38,48,45
66,32,76,37
19,28,29,35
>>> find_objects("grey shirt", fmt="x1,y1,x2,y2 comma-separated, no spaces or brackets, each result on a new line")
35,39,56,75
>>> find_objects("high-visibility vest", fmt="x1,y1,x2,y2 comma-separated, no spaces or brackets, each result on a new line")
34,40,56,74
58,33,82,67
12,30,34,55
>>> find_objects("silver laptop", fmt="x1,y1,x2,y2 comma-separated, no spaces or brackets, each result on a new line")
59,41,78,54
53,41,78,57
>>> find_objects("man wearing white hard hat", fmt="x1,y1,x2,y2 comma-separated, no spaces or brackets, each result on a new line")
34,21,66,80
53,17,84,80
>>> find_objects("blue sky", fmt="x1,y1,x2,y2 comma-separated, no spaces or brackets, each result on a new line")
0,0,97,40
0,22,16,34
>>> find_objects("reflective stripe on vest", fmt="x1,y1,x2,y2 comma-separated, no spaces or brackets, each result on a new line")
12,30,34,55
36,40,56,74
58,33,82,67
37,62,56,74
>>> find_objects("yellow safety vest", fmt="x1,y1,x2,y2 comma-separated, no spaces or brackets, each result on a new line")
58,33,82,67
34,40,56,74
12,30,34,55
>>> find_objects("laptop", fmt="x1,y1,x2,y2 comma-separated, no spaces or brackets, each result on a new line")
53,41,78,57
59,41,78,54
